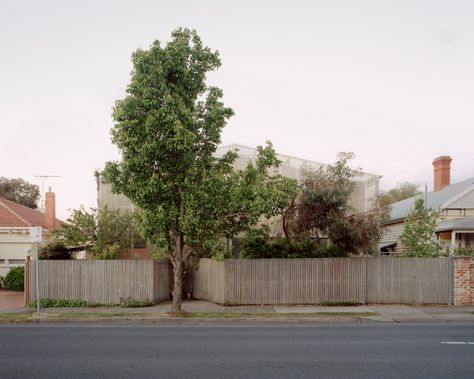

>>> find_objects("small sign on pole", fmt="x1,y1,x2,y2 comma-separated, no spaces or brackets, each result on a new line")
29,227,42,314
29,227,42,243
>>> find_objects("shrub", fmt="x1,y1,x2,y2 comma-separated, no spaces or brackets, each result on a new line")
40,241,75,260
241,229,346,259
29,297,155,308
4,266,24,291
453,246,474,257
29,298,95,308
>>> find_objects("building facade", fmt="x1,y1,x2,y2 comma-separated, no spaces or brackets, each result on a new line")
380,156,474,253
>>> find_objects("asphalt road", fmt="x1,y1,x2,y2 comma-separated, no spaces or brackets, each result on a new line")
1,322,473,378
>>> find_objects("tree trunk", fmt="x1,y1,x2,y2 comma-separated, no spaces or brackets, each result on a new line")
171,232,184,313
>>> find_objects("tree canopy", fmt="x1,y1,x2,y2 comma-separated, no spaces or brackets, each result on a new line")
283,153,388,255
0,177,40,209
378,182,420,207
103,28,297,312
54,207,134,259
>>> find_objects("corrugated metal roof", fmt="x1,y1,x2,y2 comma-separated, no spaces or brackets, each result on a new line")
387,177,474,222
435,217,474,232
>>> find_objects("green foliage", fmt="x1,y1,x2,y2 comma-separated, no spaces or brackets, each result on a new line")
378,182,420,207
400,198,442,257
284,153,388,255
4,266,25,291
40,241,75,260
29,298,94,308
241,227,345,259
55,206,135,259
452,246,474,257
28,297,154,308
103,28,297,310
0,177,40,208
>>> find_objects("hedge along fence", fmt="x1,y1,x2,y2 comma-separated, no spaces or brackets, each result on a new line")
193,257,452,305
28,259,170,305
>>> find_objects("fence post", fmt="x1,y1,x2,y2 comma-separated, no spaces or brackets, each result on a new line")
24,256,30,305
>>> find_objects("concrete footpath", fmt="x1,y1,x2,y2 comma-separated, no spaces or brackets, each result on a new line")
1,300,474,323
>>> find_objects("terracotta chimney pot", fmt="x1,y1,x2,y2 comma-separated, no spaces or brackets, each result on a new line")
433,156,452,192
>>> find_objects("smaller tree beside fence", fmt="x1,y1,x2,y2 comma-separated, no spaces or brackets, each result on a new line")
400,198,443,257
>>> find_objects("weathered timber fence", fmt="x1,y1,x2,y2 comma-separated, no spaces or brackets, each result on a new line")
29,260,170,304
28,256,465,306
193,257,451,305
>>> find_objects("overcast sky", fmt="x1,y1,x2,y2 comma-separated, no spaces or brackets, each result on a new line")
1,0,473,219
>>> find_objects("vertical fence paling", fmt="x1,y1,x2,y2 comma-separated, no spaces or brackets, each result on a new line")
193,257,451,305
29,259,170,304
153,260,170,302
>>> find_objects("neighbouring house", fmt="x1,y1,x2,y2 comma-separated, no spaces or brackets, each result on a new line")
380,156,474,253
0,190,61,277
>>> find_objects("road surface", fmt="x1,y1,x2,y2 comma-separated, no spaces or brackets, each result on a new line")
1,322,473,378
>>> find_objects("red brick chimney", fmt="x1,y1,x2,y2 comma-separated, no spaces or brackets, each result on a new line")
44,189,56,230
433,156,452,192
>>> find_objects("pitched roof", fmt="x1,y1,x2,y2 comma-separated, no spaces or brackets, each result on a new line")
387,177,474,222
0,197,61,230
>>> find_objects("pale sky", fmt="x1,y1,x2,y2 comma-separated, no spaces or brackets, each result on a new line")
1,0,473,219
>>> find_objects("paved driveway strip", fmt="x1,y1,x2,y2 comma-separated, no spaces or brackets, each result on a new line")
0,290,24,308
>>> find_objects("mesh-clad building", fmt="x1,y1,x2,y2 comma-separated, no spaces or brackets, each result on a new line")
215,144,380,214
98,144,380,215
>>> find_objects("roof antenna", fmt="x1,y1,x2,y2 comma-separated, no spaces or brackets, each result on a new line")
34,175,61,212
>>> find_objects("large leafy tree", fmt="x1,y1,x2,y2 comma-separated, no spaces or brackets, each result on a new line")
104,29,296,312
400,198,442,257
378,182,420,207
0,177,40,209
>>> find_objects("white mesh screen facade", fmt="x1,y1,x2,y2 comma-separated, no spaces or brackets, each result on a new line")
99,144,380,214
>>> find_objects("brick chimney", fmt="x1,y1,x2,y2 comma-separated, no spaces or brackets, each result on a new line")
44,188,56,230
433,156,452,192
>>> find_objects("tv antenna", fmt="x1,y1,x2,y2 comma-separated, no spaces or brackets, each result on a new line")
34,175,61,212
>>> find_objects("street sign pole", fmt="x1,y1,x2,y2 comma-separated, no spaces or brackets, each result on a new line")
35,240,40,314
29,227,42,314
